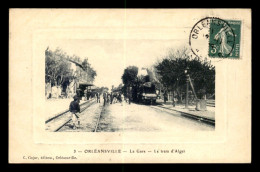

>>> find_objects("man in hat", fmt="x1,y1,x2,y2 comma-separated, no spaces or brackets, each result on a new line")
69,95,81,129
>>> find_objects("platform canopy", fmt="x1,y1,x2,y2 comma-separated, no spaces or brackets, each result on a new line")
79,83,94,87
78,83,95,91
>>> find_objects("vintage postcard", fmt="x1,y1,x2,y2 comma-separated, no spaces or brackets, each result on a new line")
9,9,251,163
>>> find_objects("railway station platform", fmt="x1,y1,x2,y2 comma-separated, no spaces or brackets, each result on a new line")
157,99,215,121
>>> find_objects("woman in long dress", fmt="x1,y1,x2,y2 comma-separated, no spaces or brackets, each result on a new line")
214,25,234,56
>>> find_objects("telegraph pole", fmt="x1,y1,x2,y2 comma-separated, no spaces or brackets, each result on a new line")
185,67,189,109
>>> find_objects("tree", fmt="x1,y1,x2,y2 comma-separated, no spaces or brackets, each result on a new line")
45,47,97,93
45,47,73,87
121,66,139,87
155,47,215,102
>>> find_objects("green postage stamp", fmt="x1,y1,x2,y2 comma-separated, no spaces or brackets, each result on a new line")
189,17,242,59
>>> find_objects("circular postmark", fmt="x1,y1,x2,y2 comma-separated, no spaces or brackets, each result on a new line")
189,17,235,58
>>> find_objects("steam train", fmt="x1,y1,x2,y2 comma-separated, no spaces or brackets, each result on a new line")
131,81,157,104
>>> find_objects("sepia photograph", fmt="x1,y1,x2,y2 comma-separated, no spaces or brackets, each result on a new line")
44,40,215,132
9,9,251,163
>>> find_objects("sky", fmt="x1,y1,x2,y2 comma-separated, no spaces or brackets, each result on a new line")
48,39,188,89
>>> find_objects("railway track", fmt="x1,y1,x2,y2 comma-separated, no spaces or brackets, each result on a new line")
93,105,105,132
150,105,215,126
45,99,96,132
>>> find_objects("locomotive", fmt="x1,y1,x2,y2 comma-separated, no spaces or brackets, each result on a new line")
136,81,157,104
131,68,157,104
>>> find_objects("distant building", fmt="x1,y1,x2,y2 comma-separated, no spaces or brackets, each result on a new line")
67,59,96,99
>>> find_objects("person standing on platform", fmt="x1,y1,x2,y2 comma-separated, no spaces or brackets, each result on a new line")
103,92,107,106
107,92,110,104
113,93,118,103
110,92,113,104
172,96,176,107
163,91,168,104
117,93,121,104
96,92,100,103
84,89,88,101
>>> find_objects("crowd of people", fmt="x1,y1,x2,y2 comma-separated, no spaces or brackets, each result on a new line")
96,92,131,106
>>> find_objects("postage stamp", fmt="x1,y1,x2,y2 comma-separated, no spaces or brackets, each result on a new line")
189,17,241,59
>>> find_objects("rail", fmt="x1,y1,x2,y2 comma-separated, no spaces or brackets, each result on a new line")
45,100,92,124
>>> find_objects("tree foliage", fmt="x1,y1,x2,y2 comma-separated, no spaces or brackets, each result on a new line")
45,47,73,86
45,47,97,90
155,47,215,99
121,66,139,86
